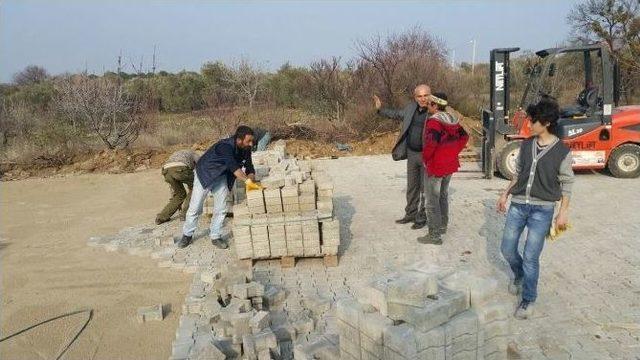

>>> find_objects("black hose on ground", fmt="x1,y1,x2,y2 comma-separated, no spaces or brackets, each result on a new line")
0,308,93,360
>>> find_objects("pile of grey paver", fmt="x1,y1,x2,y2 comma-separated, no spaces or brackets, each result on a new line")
333,266,511,360
231,143,340,261
170,261,342,360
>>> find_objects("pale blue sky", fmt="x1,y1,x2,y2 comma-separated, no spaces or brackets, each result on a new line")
1,0,580,83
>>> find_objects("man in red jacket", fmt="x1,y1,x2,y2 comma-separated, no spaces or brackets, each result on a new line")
418,93,469,245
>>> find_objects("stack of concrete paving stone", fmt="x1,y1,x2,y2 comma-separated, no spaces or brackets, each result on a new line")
231,145,340,265
169,259,340,360
336,267,512,360
170,262,297,360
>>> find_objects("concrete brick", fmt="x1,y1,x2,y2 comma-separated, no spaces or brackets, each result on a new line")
257,349,271,360
336,298,366,327
246,189,264,199
242,334,258,359
415,324,446,351
439,287,469,318
338,326,361,358
445,311,479,339
321,245,339,255
263,188,281,198
287,246,304,256
232,226,251,237
267,213,285,223
358,276,393,316
261,176,285,189
250,311,271,334
137,304,163,323
300,203,316,211
360,311,394,342
387,298,450,333
292,312,315,335
360,333,384,357
476,301,511,324
263,285,285,309
253,328,278,351
251,226,269,236
281,185,299,197
383,323,418,357
283,203,300,212
266,204,283,213
387,271,438,307
303,295,332,318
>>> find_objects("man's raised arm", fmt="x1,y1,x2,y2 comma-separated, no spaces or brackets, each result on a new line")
374,94,403,120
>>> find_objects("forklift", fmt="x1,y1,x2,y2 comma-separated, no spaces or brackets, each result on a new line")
481,43,640,179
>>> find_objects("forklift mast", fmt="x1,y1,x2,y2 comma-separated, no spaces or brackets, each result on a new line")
482,47,519,178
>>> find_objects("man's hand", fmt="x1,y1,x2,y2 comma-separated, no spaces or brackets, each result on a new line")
497,193,509,214
373,94,382,110
555,209,569,231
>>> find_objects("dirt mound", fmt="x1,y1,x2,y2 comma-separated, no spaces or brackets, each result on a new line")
1,116,482,181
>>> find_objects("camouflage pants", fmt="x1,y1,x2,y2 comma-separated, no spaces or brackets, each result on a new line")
156,166,194,222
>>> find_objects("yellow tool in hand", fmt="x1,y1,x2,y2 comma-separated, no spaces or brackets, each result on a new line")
547,223,571,241
245,179,263,192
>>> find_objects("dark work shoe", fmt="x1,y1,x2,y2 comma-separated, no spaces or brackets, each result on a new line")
177,235,192,249
411,222,426,230
211,238,229,249
417,234,442,245
395,216,415,224
514,300,534,320
155,217,170,225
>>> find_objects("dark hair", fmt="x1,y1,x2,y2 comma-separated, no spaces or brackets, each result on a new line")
526,98,560,134
234,125,254,140
432,92,448,111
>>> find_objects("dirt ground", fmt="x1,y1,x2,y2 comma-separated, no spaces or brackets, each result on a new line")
0,170,189,360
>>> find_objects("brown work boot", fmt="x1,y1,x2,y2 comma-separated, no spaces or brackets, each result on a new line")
155,217,170,225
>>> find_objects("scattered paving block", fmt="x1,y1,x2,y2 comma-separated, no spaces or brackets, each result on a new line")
137,304,164,323
263,285,285,309
250,311,271,334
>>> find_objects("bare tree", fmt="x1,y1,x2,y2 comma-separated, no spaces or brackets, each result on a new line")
55,75,143,149
225,59,266,108
309,57,354,121
567,0,640,102
355,27,447,104
13,65,49,86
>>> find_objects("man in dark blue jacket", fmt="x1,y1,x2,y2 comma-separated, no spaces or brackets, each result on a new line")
178,126,261,249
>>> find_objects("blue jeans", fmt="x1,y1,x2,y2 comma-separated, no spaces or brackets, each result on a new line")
182,171,229,240
500,202,555,302
256,131,272,151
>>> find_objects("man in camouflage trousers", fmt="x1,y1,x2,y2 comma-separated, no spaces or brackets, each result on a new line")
156,149,200,224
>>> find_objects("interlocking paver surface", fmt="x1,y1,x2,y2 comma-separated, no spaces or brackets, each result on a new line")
91,155,640,359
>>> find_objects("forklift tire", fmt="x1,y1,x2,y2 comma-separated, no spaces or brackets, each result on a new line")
497,141,522,180
607,143,640,178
